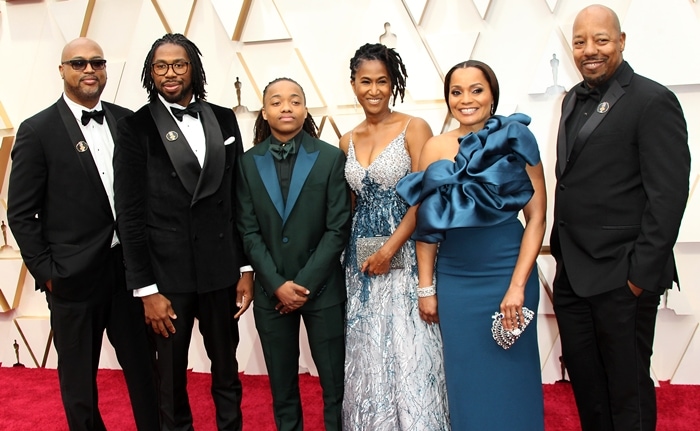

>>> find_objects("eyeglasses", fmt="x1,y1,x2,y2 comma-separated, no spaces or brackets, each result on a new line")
152,62,190,76
61,59,107,71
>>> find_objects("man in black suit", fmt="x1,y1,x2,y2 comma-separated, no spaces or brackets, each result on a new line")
7,38,159,431
114,33,253,431
551,5,690,431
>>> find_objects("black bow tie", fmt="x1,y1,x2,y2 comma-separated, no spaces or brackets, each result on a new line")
574,85,601,102
269,140,296,161
81,110,105,126
170,102,202,121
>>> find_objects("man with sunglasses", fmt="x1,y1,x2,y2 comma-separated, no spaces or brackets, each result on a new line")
113,33,253,431
7,38,159,431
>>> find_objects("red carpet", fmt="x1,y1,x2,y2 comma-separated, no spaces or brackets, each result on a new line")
1,367,699,430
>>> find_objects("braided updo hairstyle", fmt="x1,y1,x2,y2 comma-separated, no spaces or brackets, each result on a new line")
349,43,408,106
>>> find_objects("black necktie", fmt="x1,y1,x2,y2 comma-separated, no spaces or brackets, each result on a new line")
170,102,202,121
573,85,601,102
81,110,105,126
269,140,296,161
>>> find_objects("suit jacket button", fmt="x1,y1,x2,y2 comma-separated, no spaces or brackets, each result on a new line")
559,184,566,191
282,237,289,243
171,172,177,177
558,221,566,227
219,233,224,238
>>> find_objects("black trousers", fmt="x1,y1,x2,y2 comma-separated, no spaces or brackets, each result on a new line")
553,265,660,431
48,249,159,431
254,303,345,431
151,288,242,431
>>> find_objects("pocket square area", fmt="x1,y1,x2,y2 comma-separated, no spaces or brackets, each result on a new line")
224,136,236,146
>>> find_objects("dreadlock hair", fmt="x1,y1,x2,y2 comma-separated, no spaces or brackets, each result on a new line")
444,60,500,115
141,33,207,103
349,43,407,106
253,77,319,145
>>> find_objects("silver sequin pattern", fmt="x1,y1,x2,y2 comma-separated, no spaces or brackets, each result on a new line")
342,129,451,430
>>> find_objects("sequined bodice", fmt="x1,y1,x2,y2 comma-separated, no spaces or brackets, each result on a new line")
345,131,411,239
346,131,411,196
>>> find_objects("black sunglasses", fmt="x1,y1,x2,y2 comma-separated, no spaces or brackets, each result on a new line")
61,59,107,71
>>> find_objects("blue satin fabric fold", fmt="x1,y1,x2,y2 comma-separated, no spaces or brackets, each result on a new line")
396,113,540,243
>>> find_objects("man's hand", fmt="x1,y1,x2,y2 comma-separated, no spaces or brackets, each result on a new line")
628,280,643,297
274,281,309,314
234,272,254,319
142,293,177,338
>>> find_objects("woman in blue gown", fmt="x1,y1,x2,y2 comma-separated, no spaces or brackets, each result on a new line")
397,60,546,430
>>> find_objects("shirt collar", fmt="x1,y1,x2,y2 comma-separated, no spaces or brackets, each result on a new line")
270,130,304,149
62,93,104,122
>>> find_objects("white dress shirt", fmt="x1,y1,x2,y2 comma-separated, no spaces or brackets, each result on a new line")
62,94,119,247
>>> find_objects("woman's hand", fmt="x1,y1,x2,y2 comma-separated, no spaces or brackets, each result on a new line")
500,286,525,331
361,247,395,276
418,295,439,324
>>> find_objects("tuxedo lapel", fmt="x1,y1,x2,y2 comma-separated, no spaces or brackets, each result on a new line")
147,100,201,196
557,94,576,177
55,98,111,214
103,104,119,143
253,143,285,220
565,80,625,172
192,102,224,205
284,138,318,223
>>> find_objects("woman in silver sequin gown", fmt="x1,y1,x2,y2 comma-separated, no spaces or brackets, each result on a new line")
338,43,450,431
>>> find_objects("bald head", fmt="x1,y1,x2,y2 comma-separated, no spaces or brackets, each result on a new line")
61,37,104,63
571,4,626,88
574,4,622,36
59,37,107,108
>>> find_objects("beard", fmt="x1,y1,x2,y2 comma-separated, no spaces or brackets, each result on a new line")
158,80,194,105
65,79,105,105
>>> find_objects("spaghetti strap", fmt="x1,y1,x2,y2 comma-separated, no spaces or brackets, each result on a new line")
402,118,412,133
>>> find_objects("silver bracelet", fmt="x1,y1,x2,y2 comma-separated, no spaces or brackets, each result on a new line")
417,284,436,297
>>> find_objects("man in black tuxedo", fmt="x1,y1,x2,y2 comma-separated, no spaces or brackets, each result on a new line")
7,38,159,431
551,5,690,431
113,33,253,431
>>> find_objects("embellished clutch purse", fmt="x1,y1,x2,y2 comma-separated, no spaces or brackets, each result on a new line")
491,307,534,350
356,236,405,269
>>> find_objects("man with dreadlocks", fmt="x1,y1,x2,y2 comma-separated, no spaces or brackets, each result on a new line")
236,77,351,431
113,33,253,431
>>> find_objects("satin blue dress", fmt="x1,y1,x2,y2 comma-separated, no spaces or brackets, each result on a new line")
343,128,450,431
397,114,545,430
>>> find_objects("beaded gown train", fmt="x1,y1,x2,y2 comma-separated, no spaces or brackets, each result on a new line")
397,114,545,430
342,127,450,431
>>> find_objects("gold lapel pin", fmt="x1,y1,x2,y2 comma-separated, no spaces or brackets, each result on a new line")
75,141,89,152
166,131,179,142
596,102,610,114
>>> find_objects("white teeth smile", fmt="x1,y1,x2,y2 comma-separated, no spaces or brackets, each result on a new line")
460,108,477,114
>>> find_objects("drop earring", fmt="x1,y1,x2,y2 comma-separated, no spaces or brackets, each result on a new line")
490,104,494,116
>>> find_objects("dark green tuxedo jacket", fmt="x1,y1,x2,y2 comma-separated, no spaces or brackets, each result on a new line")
236,131,351,310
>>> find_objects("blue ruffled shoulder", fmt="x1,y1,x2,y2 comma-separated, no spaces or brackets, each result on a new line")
396,113,540,243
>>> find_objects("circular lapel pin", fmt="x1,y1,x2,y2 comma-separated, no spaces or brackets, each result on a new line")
596,101,610,114
75,141,88,152
166,131,179,142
